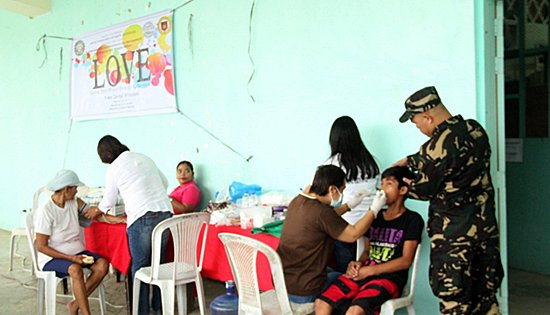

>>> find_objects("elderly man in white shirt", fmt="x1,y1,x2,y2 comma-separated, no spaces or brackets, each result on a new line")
35,169,110,315
86,135,173,315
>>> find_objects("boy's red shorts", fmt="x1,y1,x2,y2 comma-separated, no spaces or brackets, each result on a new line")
318,275,401,315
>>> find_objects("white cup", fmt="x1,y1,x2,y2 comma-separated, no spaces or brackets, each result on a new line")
253,214,264,228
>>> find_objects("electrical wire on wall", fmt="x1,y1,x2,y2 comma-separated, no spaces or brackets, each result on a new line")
246,0,257,103
59,47,64,80
35,34,72,69
188,13,194,61
174,0,195,11
33,0,197,68
177,111,253,163
62,120,73,169
35,34,74,169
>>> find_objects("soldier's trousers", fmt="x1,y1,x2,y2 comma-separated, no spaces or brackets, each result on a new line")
429,237,504,315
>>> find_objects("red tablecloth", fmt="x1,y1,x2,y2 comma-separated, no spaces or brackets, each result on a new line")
201,225,280,291
84,221,131,275
84,221,279,291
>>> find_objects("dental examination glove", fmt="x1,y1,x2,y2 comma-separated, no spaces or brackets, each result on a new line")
347,191,369,210
369,190,387,218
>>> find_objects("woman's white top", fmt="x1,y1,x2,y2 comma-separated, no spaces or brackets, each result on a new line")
324,154,379,225
98,151,171,228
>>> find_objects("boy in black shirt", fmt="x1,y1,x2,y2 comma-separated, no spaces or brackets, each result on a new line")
316,166,424,315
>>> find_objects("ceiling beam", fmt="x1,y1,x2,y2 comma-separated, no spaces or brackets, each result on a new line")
0,0,51,18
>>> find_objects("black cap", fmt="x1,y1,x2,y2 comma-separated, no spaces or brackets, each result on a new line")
399,86,443,123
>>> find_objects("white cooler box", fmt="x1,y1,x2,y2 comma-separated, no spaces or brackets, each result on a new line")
78,186,126,217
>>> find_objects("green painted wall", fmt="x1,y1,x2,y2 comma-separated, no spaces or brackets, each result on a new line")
0,0,490,313
507,140,550,275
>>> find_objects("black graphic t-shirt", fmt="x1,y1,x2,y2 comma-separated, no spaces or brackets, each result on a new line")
365,209,424,286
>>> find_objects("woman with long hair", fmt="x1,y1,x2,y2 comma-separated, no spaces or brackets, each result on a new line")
325,116,380,273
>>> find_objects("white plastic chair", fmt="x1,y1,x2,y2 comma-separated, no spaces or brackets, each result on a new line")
25,212,106,315
9,186,52,272
356,236,421,314
218,232,314,315
133,212,210,315
9,224,29,272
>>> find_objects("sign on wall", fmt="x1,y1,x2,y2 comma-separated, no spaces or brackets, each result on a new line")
70,10,177,121
506,138,523,163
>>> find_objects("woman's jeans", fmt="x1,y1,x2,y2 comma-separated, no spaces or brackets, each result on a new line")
334,240,357,273
288,268,341,304
127,211,172,315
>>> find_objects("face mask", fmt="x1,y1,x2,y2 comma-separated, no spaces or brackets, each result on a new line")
330,187,343,208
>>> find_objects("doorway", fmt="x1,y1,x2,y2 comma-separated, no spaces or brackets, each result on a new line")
503,0,550,313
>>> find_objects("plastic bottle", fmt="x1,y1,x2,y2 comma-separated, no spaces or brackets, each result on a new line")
249,193,258,207
210,280,239,315
242,193,250,208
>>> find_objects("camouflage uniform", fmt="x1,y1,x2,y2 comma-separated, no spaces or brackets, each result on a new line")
407,115,504,315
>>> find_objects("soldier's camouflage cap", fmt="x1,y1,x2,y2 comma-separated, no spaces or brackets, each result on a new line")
399,86,443,123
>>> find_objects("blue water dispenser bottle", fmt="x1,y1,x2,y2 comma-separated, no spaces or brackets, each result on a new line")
210,280,239,315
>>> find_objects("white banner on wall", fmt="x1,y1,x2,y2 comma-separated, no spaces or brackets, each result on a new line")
70,10,177,121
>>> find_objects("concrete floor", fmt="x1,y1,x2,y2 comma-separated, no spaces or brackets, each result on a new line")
0,229,225,315
0,228,549,314
507,268,550,315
